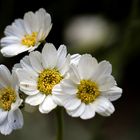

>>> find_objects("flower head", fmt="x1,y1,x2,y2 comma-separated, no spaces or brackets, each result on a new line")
16,43,71,113
0,65,23,135
0,8,52,57
53,54,122,119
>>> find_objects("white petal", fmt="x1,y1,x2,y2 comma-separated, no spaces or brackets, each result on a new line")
94,97,115,116
11,70,19,89
8,109,23,130
0,109,8,124
52,95,67,106
60,87,76,97
64,96,81,111
12,63,22,72
39,95,57,113
25,93,45,106
35,9,46,31
23,90,40,96
80,104,95,119
36,8,52,40
23,11,34,34
57,45,67,57
4,19,25,37
20,55,30,68
56,45,67,69
70,54,81,65
59,54,70,76
52,84,70,106
42,43,57,69
52,84,62,94
20,78,37,89
69,64,81,84
0,65,12,87
37,23,52,41
101,86,122,101
29,51,43,73
78,54,98,79
1,44,30,57
24,11,39,33
61,79,78,95
91,60,112,81
20,55,38,77
16,69,37,82
67,103,85,117
43,11,52,38
13,19,26,35
28,45,39,52
0,118,12,135
1,36,20,46
20,80,39,95
98,75,116,91
11,98,23,111
43,24,52,40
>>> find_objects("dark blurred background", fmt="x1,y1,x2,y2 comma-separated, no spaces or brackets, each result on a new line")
0,0,140,140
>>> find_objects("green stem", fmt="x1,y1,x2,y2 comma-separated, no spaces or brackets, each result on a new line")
56,107,63,140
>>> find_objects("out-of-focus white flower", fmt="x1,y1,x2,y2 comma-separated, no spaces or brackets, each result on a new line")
0,8,52,57
15,43,71,113
64,16,116,52
54,54,122,119
0,65,23,135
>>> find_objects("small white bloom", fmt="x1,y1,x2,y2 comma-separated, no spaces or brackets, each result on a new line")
0,8,52,57
16,43,70,113
64,16,116,52
54,54,122,119
0,65,23,135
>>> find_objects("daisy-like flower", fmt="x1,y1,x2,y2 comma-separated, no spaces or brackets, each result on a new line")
53,54,122,119
0,65,23,135
16,43,70,113
0,8,52,57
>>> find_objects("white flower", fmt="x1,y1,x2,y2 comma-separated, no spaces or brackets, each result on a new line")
53,54,122,119
15,43,70,113
64,16,116,52
0,8,52,57
0,65,23,135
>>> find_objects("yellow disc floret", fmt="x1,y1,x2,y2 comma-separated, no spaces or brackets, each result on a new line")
37,69,63,95
21,32,37,47
0,87,16,111
77,80,100,104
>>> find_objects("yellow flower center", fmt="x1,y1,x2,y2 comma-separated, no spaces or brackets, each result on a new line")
77,80,100,104
21,32,37,47
0,87,16,111
37,69,63,95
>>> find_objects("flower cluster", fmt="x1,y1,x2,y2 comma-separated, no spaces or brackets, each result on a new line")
0,8,122,135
